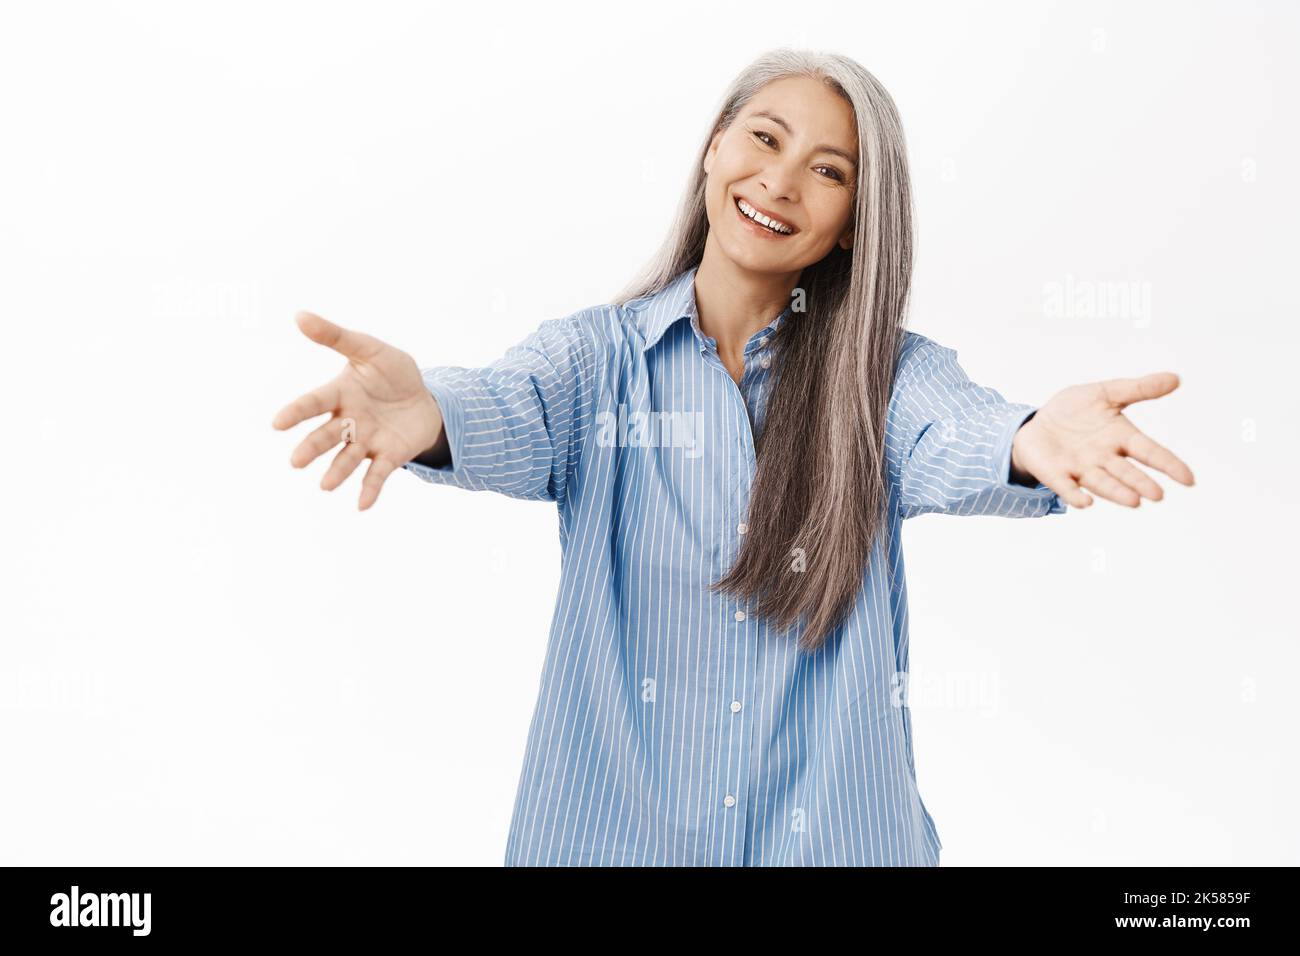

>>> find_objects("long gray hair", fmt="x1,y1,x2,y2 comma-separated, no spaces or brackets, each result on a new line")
613,49,914,653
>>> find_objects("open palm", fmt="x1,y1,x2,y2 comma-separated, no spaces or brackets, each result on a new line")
1012,372,1195,509
271,311,443,510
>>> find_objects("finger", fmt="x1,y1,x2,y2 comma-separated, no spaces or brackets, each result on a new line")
289,414,349,470
1101,372,1180,409
272,382,339,431
322,439,368,492
358,456,397,511
294,311,385,363
1103,456,1164,502
1041,470,1093,509
1122,430,1195,486
1080,465,1141,508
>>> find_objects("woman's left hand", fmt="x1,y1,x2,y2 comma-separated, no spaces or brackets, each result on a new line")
1010,372,1196,509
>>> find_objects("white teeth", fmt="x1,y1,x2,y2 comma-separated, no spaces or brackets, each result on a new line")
737,198,793,234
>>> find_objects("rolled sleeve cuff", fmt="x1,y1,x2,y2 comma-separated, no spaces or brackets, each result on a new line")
992,405,1067,514
401,369,472,486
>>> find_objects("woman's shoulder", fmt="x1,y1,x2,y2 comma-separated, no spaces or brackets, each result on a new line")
537,300,644,355
539,292,676,358
507,303,652,398
898,329,943,362
894,330,957,385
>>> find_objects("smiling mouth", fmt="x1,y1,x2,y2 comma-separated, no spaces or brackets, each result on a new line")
734,195,797,236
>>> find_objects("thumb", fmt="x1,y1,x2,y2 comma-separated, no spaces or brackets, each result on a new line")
294,311,383,362
1102,371,1181,408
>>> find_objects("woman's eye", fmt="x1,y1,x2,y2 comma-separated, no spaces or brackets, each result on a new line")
751,130,845,183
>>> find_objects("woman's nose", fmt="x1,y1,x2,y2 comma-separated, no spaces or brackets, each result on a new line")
759,164,800,205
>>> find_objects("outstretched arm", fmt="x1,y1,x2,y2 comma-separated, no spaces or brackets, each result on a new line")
399,313,602,504
272,309,601,509
888,333,1068,519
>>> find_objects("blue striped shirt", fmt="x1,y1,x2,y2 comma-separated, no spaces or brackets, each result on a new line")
403,264,1065,866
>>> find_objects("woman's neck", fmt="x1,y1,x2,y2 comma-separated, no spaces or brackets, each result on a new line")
693,240,800,368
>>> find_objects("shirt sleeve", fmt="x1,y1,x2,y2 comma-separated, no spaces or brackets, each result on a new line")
400,312,601,504
886,332,1067,520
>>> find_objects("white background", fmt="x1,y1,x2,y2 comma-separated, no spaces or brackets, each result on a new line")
2,0,1295,865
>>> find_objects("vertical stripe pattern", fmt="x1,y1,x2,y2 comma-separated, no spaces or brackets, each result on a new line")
403,265,1065,866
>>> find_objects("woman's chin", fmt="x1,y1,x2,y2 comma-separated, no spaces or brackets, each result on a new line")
724,239,809,274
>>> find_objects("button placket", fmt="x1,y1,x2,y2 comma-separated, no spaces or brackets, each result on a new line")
718,666,752,863
701,319,763,866
718,669,755,863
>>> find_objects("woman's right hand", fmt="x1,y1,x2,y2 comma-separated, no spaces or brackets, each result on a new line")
271,310,445,510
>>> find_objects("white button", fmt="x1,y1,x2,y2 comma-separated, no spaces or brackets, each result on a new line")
730,700,742,713
760,355,771,369
734,610,746,622
737,522,748,535
723,794,737,808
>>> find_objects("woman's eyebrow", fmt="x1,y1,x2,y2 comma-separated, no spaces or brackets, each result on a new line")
749,109,858,169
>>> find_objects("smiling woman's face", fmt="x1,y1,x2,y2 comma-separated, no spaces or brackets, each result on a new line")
703,75,859,275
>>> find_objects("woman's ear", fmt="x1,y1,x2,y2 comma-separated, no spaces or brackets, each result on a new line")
838,227,854,251
703,131,721,176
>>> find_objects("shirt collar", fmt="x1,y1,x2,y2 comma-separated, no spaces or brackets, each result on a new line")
639,264,794,354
